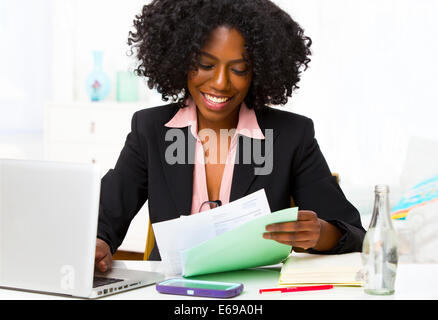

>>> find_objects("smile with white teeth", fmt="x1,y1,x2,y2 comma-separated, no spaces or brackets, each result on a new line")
203,93,232,104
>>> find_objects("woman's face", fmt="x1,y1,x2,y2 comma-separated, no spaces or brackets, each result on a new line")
187,26,252,128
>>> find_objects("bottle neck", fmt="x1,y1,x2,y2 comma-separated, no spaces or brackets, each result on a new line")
369,191,393,229
93,51,104,70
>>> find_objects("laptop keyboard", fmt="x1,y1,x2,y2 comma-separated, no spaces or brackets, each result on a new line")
93,276,124,288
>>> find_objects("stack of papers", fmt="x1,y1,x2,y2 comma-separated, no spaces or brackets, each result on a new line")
181,207,297,277
278,252,363,287
152,189,298,277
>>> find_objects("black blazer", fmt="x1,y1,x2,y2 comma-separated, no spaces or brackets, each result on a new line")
97,103,365,260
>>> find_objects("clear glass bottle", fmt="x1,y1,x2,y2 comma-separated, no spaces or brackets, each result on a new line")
361,184,399,295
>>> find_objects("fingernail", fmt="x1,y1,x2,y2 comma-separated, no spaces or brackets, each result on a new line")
263,233,270,239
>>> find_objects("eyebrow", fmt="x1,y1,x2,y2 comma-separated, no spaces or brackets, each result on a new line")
199,51,248,64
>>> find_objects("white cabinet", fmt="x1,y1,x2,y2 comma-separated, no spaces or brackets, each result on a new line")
44,102,151,253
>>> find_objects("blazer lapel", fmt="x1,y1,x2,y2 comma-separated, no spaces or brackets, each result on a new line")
230,108,279,201
157,125,195,217
229,135,260,201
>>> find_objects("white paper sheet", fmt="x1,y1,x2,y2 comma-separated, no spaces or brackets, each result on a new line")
152,189,271,275
152,212,215,276
207,189,271,235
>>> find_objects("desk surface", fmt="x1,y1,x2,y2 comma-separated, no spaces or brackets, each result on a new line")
1,260,437,300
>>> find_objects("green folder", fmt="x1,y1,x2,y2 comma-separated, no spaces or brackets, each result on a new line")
181,207,298,277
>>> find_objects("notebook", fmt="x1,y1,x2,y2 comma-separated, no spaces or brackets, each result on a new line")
278,252,363,287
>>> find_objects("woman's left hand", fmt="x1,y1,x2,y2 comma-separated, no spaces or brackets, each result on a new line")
263,210,322,250
263,210,343,252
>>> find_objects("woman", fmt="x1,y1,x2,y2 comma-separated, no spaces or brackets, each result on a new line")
95,0,365,272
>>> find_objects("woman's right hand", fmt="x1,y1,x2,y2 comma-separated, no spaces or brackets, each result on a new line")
95,238,113,273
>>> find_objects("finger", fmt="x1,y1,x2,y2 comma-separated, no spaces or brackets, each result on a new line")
95,252,106,271
95,240,111,268
95,245,107,262
96,255,112,273
95,250,105,263
267,238,315,250
292,240,315,250
265,220,316,232
274,239,294,246
297,210,318,221
104,254,113,270
263,231,315,242
97,260,108,273
273,238,315,249
291,240,315,250
95,249,112,272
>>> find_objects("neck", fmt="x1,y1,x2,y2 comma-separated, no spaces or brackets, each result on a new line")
197,107,240,135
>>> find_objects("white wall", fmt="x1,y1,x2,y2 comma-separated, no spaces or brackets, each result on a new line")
0,0,52,133
72,0,144,102
273,0,438,208
51,0,163,105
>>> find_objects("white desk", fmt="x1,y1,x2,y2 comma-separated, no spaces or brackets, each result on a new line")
1,260,437,300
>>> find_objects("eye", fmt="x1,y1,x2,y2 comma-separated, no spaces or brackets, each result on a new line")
232,68,249,76
198,63,214,70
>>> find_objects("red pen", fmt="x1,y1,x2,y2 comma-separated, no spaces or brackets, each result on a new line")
259,285,333,294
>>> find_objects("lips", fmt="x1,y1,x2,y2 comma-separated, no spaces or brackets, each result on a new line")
200,92,234,111
202,92,233,103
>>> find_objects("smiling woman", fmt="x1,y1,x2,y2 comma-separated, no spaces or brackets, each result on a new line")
94,0,365,270
127,0,311,112
188,27,253,132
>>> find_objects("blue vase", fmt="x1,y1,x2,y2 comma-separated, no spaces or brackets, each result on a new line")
86,51,111,102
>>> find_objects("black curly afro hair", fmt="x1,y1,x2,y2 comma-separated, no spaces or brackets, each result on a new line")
128,0,312,111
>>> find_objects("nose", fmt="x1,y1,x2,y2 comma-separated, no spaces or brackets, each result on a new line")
211,65,230,92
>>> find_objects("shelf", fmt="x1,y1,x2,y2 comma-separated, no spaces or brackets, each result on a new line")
45,100,154,110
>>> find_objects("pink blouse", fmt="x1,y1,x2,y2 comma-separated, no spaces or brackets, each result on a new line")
165,97,264,214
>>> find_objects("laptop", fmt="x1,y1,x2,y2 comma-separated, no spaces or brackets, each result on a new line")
0,159,164,298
